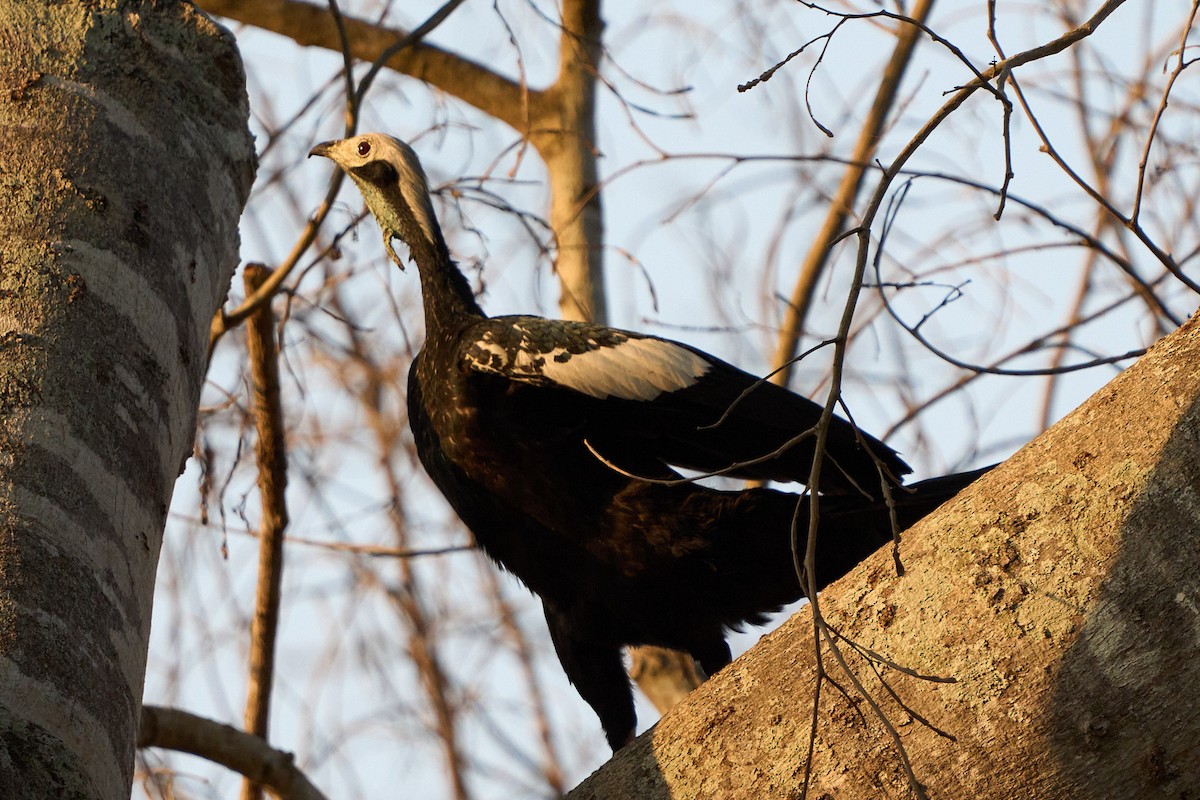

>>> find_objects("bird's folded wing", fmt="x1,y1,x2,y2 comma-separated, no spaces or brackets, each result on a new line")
460,315,909,494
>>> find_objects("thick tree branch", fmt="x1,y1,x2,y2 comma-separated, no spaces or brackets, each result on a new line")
197,0,543,133
627,647,703,715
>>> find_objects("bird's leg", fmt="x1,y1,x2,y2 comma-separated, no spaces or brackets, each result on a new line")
543,602,636,751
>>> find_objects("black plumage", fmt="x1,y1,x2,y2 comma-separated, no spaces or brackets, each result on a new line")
310,134,987,750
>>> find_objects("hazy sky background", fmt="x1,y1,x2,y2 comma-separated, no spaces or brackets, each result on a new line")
139,2,1198,797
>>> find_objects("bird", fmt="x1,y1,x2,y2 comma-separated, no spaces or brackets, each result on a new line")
309,133,989,750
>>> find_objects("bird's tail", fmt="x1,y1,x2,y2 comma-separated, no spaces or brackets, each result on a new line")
718,465,994,624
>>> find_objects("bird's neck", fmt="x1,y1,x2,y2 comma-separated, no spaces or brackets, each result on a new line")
408,235,486,337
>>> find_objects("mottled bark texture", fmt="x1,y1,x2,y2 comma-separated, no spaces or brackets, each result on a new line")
571,312,1200,799
0,2,254,797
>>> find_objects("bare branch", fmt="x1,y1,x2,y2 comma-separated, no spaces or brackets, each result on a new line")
139,706,329,800
769,0,936,387
240,264,291,800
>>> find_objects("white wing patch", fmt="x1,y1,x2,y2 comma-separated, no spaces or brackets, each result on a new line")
543,337,710,400
468,325,712,401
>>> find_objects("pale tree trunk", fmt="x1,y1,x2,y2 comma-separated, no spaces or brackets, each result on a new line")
533,0,607,325
0,2,254,797
570,313,1200,798
534,0,698,712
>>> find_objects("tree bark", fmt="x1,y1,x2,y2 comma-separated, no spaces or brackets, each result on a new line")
569,312,1200,798
0,2,254,797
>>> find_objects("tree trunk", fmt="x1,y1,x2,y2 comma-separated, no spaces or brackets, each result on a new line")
569,312,1200,798
535,0,607,325
0,2,254,797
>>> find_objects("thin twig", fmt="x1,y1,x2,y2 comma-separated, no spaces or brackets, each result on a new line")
985,0,1017,219
998,13,1200,294
769,0,936,389
1132,0,1200,222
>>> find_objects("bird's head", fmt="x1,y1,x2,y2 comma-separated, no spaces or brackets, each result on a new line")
309,133,445,269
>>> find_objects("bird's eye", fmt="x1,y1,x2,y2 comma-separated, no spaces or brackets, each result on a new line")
357,140,371,157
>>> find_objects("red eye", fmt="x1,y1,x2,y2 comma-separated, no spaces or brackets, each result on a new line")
357,140,371,157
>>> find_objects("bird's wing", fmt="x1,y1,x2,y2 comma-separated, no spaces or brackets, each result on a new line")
460,316,909,494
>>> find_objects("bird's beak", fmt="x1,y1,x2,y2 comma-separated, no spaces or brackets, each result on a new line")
308,141,337,159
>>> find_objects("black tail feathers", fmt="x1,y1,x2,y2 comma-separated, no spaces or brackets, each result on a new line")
724,464,994,619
